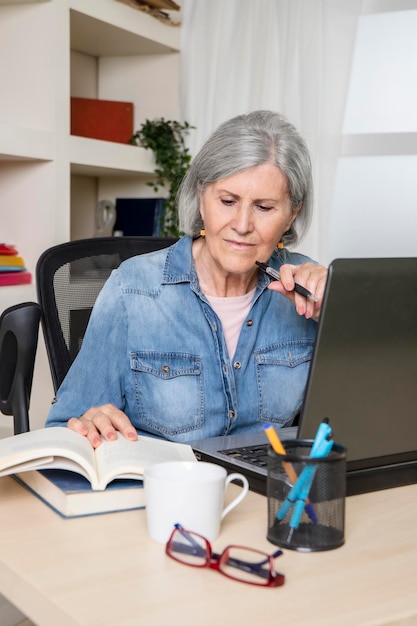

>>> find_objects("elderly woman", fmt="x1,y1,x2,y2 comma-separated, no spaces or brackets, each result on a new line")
46,110,327,447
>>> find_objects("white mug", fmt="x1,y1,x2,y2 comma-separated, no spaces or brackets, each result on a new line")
143,461,249,543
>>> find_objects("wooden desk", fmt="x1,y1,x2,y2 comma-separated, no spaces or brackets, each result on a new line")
0,477,416,626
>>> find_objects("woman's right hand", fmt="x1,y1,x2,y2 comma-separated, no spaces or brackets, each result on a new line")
67,404,138,448
268,262,328,322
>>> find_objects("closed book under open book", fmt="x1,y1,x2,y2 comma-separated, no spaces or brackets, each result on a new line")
14,470,145,518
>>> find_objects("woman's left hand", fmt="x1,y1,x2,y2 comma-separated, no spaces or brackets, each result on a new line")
267,262,328,322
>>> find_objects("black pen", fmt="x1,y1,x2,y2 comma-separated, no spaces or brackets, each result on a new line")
256,261,318,302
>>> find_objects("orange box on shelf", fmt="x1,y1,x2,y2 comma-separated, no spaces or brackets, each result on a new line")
70,97,134,144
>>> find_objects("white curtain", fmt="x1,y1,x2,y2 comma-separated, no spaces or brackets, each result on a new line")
180,0,363,262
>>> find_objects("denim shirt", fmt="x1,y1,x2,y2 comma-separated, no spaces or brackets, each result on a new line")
46,236,317,442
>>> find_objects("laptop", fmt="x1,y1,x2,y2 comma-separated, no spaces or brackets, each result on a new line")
191,258,417,496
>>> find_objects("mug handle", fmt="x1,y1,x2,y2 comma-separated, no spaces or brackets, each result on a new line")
221,473,250,519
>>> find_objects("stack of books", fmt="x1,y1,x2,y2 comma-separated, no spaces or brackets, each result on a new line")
1,427,197,518
0,243,32,286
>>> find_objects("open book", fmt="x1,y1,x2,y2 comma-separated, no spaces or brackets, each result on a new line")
0,427,197,490
2,427,197,517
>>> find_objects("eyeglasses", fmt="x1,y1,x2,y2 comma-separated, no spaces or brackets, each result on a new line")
165,524,285,587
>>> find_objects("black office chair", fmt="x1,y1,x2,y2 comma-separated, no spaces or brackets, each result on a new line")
0,302,41,434
36,236,177,393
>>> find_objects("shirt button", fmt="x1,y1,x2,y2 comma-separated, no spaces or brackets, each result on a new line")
162,365,170,373
228,411,235,419
233,361,241,369
246,319,253,326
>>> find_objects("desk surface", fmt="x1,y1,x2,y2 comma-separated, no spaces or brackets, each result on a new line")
0,477,416,626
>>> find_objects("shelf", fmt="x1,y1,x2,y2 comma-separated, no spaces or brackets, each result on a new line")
70,0,180,57
0,0,179,435
70,135,155,176
0,123,54,161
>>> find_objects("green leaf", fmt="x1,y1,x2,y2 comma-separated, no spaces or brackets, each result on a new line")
130,118,195,236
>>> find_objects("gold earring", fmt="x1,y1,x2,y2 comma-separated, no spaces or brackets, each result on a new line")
277,241,284,250
200,229,206,237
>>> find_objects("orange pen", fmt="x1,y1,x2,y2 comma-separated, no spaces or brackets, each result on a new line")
264,424,317,523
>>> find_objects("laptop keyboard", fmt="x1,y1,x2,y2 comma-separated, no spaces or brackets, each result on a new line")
220,443,270,468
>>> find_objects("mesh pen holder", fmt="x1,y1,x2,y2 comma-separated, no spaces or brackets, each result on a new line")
267,440,347,552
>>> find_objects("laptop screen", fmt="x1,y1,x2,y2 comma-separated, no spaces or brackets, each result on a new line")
297,257,417,471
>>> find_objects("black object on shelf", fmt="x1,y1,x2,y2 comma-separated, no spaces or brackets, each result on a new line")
114,198,165,236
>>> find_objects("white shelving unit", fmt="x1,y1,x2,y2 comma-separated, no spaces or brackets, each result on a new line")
0,0,181,433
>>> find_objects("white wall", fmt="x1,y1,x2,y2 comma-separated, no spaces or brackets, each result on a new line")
324,6,417,265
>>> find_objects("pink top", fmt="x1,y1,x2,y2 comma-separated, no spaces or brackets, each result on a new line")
206,288,256,359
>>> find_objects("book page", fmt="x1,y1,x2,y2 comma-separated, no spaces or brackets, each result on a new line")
0,457,55,474
95,434,197,489
0,428,99,488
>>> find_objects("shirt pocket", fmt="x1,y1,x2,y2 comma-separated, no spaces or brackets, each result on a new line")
255,341,313,426
130,352,204,437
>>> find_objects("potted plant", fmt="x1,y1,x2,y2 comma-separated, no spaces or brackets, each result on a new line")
130,118,194,237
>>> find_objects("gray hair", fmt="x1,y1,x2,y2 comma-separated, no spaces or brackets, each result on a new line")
178,110,313,247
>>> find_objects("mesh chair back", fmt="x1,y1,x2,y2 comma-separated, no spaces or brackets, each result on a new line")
0,302,41,433
36,236,177,393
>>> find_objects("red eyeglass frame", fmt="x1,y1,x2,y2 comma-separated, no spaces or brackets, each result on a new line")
166,525,285,587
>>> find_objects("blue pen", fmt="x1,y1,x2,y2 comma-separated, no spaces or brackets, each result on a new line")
276,419,333,534
310,418,332,456
264,424,317,523
286,434,334,538
275,434,332,522
276,464,313,521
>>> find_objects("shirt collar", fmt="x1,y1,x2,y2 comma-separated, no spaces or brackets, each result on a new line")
161,234,272,293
